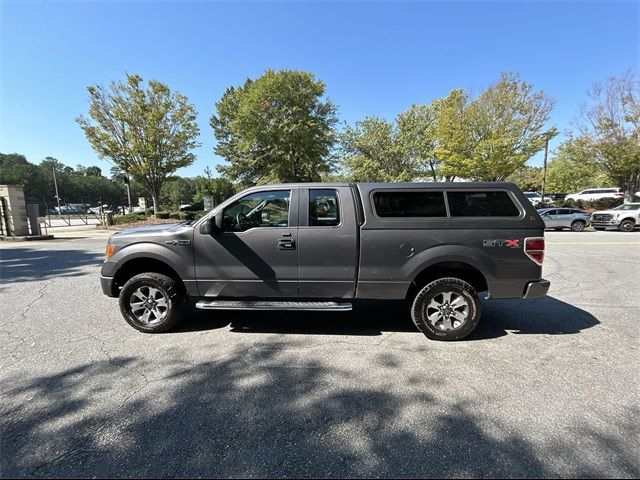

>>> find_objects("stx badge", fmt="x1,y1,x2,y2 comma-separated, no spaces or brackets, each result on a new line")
164,239,191,246
483,239,521,248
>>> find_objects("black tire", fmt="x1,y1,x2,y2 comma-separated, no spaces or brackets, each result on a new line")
619,219,635,232
119,272,186,333
410,277,481,341
570,220,586,232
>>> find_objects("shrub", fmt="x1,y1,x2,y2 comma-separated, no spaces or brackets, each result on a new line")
168,211,181,219
156,211,171,219
592,197,624,210
178,211,195,220
113,212,147,225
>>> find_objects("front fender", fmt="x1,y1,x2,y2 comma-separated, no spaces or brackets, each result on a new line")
101,242,194,281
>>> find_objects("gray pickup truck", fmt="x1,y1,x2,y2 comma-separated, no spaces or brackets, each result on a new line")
101,182,549,340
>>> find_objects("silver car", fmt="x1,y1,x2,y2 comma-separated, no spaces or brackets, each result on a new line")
538,208,591,231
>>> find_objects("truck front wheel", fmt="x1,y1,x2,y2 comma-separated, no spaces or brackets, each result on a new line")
619,219,635,232
119,272,186,333
410,277,481,341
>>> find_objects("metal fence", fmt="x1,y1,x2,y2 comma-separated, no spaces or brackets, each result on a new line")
37,202,103,229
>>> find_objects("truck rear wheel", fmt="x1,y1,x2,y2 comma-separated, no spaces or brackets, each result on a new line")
410,277,481,341
119,272,186,333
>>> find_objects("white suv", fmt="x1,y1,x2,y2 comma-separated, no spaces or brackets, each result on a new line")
523,191,552,205
565,188,624,202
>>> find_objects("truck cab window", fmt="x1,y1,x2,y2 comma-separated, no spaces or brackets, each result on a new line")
222,190,291,232
373,191,446,217
309,189,340,226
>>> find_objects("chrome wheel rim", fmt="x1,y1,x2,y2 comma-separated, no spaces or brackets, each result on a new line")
129,286,169,325
621,222,633,232
572,222,584,231
426,291,470,331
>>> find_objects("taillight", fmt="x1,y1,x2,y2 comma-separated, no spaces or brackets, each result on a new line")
524,237,545,266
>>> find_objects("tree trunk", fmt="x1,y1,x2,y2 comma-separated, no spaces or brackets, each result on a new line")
151,192,159,215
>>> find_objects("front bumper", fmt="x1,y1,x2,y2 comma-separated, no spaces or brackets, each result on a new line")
101,275,117,297
591,221,619,227
523,279,550,299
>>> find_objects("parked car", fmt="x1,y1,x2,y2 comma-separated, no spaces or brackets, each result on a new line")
590,203,640,232
548,193,568,201
89,205,113,214
537,208,591,231
523,191,552,205
101,182,549,341
54,204,89,214
565,188,624,202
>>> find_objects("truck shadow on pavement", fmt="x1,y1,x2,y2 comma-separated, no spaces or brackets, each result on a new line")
0,247,103,284
473,296,601,339
177,296,600,340
2,346,636,478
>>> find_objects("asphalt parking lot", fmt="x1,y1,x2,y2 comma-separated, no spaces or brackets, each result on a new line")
1,229,639,478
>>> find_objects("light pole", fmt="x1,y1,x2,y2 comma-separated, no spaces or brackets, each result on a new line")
52,161,62,215
541,136,549,201
540,128,558,202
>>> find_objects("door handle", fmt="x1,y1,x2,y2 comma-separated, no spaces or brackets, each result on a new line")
278,239,296,250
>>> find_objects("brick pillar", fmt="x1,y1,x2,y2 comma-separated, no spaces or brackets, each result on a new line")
0,185,30,236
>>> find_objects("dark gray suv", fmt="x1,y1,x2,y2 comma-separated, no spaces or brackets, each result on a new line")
101,182,549,341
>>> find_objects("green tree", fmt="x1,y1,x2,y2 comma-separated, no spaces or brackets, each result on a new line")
545,138,610,193
339,117,414,182
109,166,124,181
567,72,640,196
396,102,444,181
0,153,48,203
193,167,235,205
437,73,555,181
211,69,338,186
84,166,102,177
161,177,196,210
507,166,544,192
77,73,200,213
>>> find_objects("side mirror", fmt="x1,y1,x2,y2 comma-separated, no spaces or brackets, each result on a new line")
199,217,221,235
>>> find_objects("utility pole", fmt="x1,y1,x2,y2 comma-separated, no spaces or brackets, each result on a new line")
52,161,62,215
541,135,550,202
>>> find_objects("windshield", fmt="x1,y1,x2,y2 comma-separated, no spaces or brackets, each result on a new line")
613,204,640,211
524,192,538,198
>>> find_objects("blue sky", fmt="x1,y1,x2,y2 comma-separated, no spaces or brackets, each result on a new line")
1,0,638,178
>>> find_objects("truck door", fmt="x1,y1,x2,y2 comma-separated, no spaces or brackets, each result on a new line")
297,187,358,298
194,188,299,298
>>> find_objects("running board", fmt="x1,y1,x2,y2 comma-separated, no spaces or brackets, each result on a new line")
195,300,352,311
